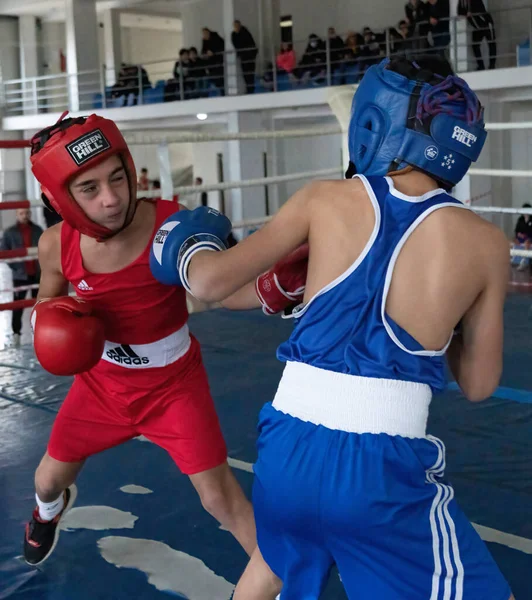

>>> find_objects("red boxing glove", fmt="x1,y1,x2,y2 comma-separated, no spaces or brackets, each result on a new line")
255,243,309,315
31,297,106,376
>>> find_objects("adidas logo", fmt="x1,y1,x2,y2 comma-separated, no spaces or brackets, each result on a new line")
106,344,150,366
77,279,93,291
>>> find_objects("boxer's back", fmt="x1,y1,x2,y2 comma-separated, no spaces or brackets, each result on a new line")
279,171,508,395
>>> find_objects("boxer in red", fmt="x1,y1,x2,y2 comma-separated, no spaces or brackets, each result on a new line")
23,112,308,567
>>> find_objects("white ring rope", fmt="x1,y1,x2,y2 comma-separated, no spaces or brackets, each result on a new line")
141,167,344,198
125,126,342,145
468,169,532,178
124,122,532,146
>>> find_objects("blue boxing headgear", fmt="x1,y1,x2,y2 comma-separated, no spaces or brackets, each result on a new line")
347,57,487,188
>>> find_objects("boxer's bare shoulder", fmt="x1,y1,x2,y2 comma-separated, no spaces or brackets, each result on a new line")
37,223,68,299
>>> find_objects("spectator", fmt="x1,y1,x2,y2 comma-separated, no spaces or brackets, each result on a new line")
405,0,431,49
188,47,208,97
195,177,208,207
297,34,326,85
260,61,275,91
232,20,258,94
0,208,43,345
458,0,496,70
276,43,297,82
138,167,149,191
427,0,451,57
172,48,198,99
360,28,383,74
327,27,346,72
393,20,415,58
43,201,62,228
201,28,226,95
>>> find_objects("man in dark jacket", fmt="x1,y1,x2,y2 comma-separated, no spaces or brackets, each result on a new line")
201,28,226,94
458,0,496,70
231,20,258,94
405,0,430,49
427,0,450,56
0,208,43,342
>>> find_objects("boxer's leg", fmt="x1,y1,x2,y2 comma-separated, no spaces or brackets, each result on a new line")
24,376,136,565
138,349,258,557
35,452,84,503
232,547,281,600
189,462,257,556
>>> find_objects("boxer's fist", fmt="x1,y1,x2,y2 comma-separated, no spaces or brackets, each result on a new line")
31,297,105,376
256,243,309,315
149,206,232,291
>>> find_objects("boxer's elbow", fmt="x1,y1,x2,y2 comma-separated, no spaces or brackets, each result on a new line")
187,255,229,303
459,370,501,403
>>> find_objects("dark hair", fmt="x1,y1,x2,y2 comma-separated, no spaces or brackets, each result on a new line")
523,203,531,208
386,54,455,81
189,46,198,54
196,176,203,184
179,48,189,57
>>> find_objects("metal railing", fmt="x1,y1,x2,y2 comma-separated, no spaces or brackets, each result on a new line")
1,5,531,117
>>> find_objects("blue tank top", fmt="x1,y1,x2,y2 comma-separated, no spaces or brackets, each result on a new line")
277,175,468,394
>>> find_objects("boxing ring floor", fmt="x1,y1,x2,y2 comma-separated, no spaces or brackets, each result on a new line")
1,294,532,599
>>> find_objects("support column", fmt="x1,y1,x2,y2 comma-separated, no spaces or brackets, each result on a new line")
65,0,100,111
102,9,122,87
226,111,267,236
19,16,39,115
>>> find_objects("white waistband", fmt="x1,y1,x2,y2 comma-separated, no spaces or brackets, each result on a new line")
101,324,191,369
272,361,432,438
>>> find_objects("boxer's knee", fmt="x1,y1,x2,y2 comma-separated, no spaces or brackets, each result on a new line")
191,462,250,522
35,452,83,501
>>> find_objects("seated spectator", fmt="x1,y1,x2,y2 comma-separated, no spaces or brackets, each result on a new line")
392,20,415,57
343,32,363,67
296,34,326,85
260,61,275,91
513,203,532,271
360,27,383,74
171,48,199,99
201,27,226,95
276,43,297,83
138,167,150,191
188,47,208,97
327,27,345,72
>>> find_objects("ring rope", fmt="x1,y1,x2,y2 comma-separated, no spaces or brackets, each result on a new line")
1,121,530,150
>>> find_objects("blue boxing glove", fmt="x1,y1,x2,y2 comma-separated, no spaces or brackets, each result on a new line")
149,206,232,291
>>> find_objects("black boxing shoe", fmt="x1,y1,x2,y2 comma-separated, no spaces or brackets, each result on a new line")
23,484,77,566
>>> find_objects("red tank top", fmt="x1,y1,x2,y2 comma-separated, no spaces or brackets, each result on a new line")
61,199,188,345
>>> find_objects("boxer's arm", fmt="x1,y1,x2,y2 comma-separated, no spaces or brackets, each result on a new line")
37,225,69,300
219,281,261,310
187,181,315,302
446,231,508,402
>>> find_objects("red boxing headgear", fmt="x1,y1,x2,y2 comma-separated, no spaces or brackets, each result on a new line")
30,112,138,241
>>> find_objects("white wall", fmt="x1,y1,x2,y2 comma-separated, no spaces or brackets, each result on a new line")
0,16,20,81
180,0,225,49
121,26,182,84
40,22,67,76
275,128,343,203
280,0,405,56
191,140,228,212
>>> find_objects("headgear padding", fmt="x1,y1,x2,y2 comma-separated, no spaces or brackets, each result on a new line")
348,58,487,188
30,113,137,241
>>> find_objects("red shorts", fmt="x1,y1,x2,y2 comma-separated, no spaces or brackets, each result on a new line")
47,337,227,475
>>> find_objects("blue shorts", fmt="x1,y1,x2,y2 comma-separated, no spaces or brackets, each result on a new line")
253,403,512,600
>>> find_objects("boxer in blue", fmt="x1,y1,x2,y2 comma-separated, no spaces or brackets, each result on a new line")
150,56,514,600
